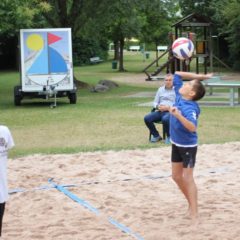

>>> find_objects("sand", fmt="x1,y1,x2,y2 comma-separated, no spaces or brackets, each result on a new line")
4,142,240,240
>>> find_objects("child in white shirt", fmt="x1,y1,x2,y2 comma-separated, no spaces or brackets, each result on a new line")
0,126,15,237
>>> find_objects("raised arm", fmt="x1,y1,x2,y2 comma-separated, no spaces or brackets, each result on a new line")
175,71,213,81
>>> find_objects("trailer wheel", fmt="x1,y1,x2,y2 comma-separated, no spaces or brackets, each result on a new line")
69,92,77,104
14,86,22,106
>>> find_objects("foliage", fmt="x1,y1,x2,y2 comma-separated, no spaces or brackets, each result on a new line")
178,0,240,70
1,0,240,70
0,0,49,38
0,0,50,69
102,0,145,71
73,37,108,65
178,0,215,17
140,0,180,47
219,0,240,70
38,0,110,66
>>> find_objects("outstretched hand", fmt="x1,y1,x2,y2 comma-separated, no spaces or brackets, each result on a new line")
204,73,214,79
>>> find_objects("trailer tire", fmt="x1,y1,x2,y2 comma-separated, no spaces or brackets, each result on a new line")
69,92,77,104
14,86,22,106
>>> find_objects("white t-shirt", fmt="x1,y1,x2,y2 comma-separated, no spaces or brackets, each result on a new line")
0,126,15,203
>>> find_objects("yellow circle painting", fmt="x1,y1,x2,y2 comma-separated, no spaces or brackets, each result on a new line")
26,34,44,51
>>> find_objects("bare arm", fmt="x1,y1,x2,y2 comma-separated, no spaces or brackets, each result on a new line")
169,107,196,132
175,71,213,81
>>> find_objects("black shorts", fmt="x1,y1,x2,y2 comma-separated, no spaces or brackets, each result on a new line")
171,144,197,168
0,202,5,236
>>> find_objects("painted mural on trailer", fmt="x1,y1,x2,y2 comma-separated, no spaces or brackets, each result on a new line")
20,28,73,91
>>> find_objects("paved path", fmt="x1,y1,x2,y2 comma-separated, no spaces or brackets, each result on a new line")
125,91,240,107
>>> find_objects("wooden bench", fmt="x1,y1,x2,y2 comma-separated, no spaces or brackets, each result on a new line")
90,57,103,64
129,46,140,51
157,46,168,51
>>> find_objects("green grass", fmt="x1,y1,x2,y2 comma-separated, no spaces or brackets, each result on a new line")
0,51,239,158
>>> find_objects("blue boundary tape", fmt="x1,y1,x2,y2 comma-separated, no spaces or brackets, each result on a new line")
108,217,144,240
9,184,77,194
9,166,231,195
48,178,99,215
48,178,144,240
9,167,231,239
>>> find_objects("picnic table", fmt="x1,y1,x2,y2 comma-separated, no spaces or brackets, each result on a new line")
203,76,240,106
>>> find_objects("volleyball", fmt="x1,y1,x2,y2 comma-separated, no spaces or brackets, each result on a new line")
172,37,194,60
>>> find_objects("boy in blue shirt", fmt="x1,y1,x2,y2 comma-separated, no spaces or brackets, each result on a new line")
169,71,212,222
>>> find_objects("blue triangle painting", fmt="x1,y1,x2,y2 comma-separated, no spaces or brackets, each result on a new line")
27,46,48,75
49,47,67,73
27,46,67,75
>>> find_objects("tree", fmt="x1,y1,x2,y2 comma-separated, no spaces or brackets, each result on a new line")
219,0,240,70
0,0,50,37
140,0,180,65
178,0,215,17
0,0,50,68
178,0,240,69
102,0,144,71
38,0,94,36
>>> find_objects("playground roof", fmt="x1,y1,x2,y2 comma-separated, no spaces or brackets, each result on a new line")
172,13,212,27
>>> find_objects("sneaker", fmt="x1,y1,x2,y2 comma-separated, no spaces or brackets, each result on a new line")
165,137,171,144
150,135,162,143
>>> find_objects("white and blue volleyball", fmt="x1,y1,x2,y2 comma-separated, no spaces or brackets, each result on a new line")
172,37,194,60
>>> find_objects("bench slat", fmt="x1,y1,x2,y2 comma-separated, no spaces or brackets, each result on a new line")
90,57,103,64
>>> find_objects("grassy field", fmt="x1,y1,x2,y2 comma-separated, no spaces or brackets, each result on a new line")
0,51,239,158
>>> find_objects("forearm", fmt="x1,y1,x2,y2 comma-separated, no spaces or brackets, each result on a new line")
175,71,212,80
153,90,161,108
170,107,196,132
157,105,170,112
176,114,196,132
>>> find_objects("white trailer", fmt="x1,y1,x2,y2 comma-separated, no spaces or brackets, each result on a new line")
14,28,77,106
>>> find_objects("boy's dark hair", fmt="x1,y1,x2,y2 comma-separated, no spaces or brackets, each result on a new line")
192,80,206,101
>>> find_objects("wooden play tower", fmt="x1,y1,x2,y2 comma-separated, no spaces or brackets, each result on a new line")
144,13,214,80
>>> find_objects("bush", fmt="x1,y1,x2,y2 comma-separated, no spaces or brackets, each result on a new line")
72,37,108,66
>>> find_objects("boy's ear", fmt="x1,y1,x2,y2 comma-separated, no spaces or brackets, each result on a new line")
189,90,196,98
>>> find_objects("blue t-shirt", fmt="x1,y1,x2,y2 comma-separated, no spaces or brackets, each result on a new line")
170,74,200,147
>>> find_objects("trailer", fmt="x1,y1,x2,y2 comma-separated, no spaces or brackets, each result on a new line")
15,28,77,107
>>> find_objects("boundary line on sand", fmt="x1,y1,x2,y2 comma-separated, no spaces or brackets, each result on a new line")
48,178,144,240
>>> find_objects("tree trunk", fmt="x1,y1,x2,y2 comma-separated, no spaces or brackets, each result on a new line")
114,40,119,60
155,42,159,67
119,38,125,72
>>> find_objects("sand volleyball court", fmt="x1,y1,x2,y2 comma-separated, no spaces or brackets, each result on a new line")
4,142,240,240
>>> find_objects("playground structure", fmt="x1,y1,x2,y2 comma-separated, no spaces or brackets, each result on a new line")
144,13,231,81
14,28,77,107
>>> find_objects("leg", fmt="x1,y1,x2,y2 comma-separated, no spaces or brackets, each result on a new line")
0,202,6,237
172,163,190,206
144,111,162,137
171,145,198,221
161,112,170,138
182,168,198,220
